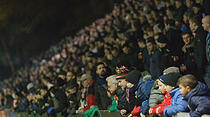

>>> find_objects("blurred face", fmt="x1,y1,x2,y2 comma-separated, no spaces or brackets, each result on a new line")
157,42,167,48
202,17,210,32
122,46,129,54
189,20,197,32
82,79,90,88
146,42,154,52
182,34,192,45
126,82,134,88
96,64,107,76
108,83,118,93
165,85,174,93
157,80,166,93
179,84,191,96
66,72,74,82
118,79,127,89
138,42,146,48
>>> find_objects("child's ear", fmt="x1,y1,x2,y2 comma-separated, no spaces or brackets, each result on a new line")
186,86,192,92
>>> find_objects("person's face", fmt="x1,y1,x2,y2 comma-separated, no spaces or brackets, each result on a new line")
186,0,192,8
189,20,197,32
126,82,134,88
82,79,90,88
108,83,118,93
193,7,199,14
157,42,167,48
122,46,129,54
146,42,154,52
182,34,192,45
40,89,47,96
66,72,74,82
96,64,107,76
179,84,191,96
165,85,174,93
157,80,166,93
138,42,146,48
202,18,210,32
175,1,181,8
118,79,127,89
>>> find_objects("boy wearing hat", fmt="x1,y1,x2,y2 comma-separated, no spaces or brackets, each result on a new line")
177,74,210,116
159,73,188,117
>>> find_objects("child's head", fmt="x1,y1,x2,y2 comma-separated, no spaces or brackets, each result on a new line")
159,73,182,93
177,74,198,96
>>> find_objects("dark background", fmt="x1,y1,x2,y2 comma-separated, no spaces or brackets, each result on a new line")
0,0,113,79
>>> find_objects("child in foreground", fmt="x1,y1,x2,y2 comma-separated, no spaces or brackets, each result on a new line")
177,74,210,117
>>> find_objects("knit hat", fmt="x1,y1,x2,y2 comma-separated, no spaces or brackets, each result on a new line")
163,67,180,74
159,73,182,87
116,65,129,79
126,70,141,84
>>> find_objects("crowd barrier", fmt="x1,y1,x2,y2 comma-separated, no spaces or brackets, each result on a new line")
4,110,210,117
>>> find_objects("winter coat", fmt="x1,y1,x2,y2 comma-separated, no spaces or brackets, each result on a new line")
136,78,154,105
117,88,137,114
94,82,112,110
83,81,97,111
181,44,197,75
149,50,163,79
149,80,165,108
152,91,171,115
184,82,210,117
163,88,188,117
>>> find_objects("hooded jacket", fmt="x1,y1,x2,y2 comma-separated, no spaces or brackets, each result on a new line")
163,88,188,117
184,82,210,117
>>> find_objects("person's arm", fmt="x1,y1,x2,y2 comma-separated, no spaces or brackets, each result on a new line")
163,94,188,116
190,96,210,117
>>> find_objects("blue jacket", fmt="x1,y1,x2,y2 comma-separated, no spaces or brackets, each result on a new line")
184,82,210,117
164,88,188,117
131,77,154,106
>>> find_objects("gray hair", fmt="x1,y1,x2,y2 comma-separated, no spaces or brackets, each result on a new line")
106,75,118,84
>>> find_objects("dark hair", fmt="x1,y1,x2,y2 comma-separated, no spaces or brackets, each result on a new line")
166,19,175,26
181,31,193,37
95,62,105,69
189,16,201,26
177,74,198,89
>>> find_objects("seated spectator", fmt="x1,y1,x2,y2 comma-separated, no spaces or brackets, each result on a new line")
106,75,119,112
177,74,210,116
159,73,188,117
149,79,171,116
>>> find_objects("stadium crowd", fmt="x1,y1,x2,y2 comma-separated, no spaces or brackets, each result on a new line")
0,0,210,117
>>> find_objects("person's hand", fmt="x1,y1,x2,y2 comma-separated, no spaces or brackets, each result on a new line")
149,108,153,114
128,114,132,117
120,109,127,116
156,107,160,115
77,108,84,113
140,113,146,117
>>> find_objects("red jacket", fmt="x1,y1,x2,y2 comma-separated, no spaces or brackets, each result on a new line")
131,105,142,117
83,81,97,111
152,91,171,115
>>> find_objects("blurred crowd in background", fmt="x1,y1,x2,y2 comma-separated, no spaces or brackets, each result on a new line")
0,0,210,117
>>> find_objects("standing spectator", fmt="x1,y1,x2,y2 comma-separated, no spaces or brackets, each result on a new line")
180,32,197,75
189,16,207,81
202,15,210,87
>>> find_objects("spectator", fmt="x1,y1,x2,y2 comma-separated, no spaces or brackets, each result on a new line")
177,74,210,116
202,15,210,87
159,73,188,117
